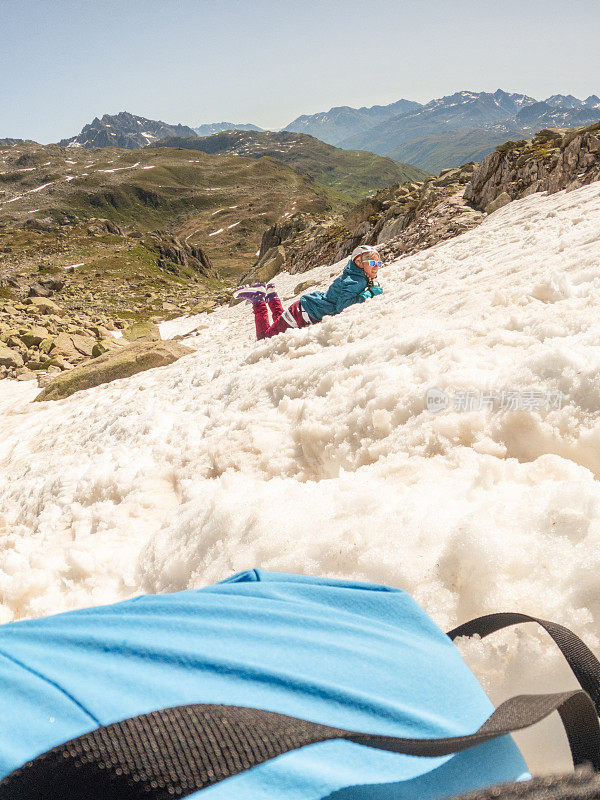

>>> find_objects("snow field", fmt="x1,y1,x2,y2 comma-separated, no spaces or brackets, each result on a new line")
1,183,600,771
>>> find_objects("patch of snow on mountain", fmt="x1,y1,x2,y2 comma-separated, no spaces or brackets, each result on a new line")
98,162,141,174
1,184,600,771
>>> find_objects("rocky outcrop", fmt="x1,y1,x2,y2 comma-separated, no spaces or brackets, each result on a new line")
28,276,64,298
144,232,214,278
86,218,127,237
464,121,600,211
35,340,193,401
240,245,286,285
246,163,483,277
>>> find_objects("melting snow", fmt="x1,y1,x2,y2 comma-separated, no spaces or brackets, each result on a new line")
208,228,224,236
30,182,52,193
98,162,141,174
1,184,600,772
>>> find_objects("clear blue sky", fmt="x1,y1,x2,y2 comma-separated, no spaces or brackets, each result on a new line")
2,0,599,143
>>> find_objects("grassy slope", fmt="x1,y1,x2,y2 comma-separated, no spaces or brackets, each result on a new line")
154,131,429,203
387,127,530,174
0,143,329,285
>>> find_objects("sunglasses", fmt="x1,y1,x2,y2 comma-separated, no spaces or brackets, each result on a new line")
365,260,381,267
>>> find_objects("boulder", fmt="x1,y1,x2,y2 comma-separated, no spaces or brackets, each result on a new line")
122,321,161,342
25,297,66,317
39,338,55,354
6,335,27,354
52,332,84,361
92,339,122,357
25,359,47,370
0,345,24,368
294,279,319,295
87,218,126,236
37,275,65,292
89,324,113,339
16,368,37,381
485,192,512,215
20,325,50,347
69,333,96,357
35,340,194,401
190,300,214,314
378,216,406,243
51,355,75,370
28,283,52,298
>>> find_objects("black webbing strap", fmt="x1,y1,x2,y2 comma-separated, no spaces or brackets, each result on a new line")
447,613,600,712
1,691,599,799
450,767,600,800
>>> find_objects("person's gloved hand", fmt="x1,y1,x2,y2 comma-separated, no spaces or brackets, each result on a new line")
359,285,383,301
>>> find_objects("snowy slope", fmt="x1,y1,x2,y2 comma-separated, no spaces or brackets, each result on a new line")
1,183,600,770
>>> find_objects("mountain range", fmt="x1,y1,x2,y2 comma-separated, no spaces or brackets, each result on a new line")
285,90,600,172
281,99,421,147
193,122,263,137
59,114,266,150
32,89,600,174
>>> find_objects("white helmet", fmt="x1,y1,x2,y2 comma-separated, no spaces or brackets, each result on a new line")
350,245,379,262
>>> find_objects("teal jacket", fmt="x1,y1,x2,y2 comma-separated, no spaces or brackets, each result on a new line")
299,259,383,323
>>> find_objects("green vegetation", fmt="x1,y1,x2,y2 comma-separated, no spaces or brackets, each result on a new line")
155,131,428,203
0,142,331,312
387,128,532,175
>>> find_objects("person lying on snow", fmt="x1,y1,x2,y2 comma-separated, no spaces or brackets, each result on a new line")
233,245,384,340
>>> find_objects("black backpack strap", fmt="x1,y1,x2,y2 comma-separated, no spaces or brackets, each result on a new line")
2,691,599,799
447,613,600,712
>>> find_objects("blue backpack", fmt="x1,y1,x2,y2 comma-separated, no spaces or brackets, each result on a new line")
0,570,598,799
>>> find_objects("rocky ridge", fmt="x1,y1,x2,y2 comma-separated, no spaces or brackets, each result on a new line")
464,121,600,210
193,122,264,137
59,112,198,150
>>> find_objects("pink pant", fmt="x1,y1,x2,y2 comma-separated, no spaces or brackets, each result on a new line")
254,298,312,340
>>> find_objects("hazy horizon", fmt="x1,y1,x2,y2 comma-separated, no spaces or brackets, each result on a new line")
2,0,600,143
